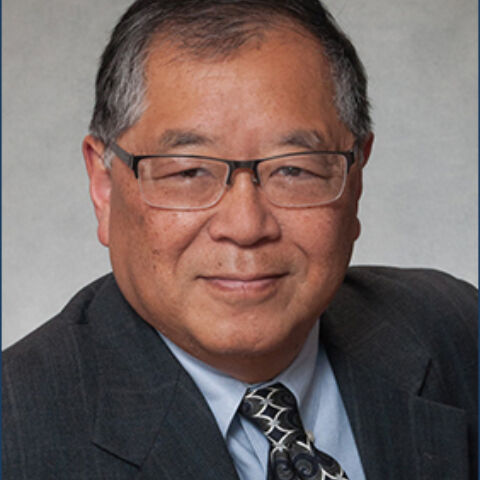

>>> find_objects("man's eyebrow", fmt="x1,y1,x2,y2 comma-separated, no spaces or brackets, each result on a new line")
278,130,327,150
156,129,214,150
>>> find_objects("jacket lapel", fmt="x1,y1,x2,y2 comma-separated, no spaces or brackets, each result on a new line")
134,374,241,480
84,276,239,479
323,290,469,479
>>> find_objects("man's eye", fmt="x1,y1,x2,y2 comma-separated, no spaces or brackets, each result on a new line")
177,168,207,178
157,167,212,180
279,166,302,177
274,166,315,178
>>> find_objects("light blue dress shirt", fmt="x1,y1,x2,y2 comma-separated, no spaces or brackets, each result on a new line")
160,321,365,480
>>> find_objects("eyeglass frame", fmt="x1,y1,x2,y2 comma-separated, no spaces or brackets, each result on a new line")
108,141,357,208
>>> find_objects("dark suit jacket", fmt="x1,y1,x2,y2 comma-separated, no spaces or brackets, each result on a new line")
2,267,477,479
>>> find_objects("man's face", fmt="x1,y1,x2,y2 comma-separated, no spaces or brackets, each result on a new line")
85,26,368,381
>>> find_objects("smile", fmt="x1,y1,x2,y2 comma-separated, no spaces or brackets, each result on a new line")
198,274,287,296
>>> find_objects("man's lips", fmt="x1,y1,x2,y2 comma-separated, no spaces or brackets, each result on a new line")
198,273,287,293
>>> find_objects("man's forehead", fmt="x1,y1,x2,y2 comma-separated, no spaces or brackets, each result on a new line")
125,25,351,154
142,24,333,104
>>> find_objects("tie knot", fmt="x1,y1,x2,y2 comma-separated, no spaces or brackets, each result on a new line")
240,383,307,449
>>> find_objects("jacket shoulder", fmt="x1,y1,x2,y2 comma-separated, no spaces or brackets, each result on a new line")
340,266,477,331
332,266,477,405
3,274,111,365
2,275,114,476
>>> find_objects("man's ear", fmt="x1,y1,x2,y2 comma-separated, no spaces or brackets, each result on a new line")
82,135,111,247
360,132,374,167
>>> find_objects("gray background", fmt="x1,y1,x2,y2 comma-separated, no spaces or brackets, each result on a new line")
3,0,477,349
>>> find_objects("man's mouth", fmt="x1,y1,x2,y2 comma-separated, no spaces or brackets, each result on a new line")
198,273,287,295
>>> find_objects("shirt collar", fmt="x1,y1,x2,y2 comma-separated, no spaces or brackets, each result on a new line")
159,320,320,438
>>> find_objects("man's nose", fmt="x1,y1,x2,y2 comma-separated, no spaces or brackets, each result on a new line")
207,171,281,246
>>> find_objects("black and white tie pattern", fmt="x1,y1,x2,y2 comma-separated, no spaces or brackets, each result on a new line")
240,383,348,480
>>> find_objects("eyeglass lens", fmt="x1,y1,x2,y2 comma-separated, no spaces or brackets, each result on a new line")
137,153,348,209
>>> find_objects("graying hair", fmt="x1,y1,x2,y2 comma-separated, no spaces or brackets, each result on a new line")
89,0,372,167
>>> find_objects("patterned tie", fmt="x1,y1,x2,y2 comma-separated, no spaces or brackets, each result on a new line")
240,383,348,480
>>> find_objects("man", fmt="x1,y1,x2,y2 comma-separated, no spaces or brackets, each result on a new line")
3,1,477,479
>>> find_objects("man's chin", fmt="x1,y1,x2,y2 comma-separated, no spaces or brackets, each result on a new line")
177,325,308,378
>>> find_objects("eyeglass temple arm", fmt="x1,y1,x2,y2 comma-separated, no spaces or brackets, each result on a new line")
109,142,135,171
